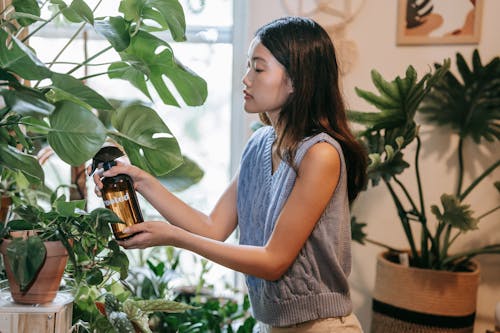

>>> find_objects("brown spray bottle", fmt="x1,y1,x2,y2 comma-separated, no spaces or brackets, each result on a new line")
91,146,143,240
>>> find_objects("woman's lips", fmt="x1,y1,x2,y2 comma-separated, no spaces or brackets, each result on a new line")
243,90,252,100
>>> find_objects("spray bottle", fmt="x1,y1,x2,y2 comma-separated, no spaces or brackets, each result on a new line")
91,146,143,240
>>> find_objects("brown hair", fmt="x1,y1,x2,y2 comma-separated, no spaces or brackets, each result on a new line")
255,17,367,202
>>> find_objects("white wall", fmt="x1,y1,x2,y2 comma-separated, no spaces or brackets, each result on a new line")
241,1,500,332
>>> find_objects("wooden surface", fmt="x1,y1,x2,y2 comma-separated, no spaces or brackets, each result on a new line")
0,291,73,333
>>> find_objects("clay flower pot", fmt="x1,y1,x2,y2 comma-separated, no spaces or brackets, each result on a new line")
0,239,69,304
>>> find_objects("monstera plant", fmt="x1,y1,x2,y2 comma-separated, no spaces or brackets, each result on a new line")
0,0,207,195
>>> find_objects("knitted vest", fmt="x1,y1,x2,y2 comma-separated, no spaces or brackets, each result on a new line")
237,126,353,326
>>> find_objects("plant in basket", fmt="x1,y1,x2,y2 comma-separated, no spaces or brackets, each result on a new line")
349,50,499,332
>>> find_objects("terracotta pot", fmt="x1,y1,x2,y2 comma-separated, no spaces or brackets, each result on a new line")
0,239,69,304
371,251,480,333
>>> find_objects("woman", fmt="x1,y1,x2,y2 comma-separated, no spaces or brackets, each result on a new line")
93,16,367,332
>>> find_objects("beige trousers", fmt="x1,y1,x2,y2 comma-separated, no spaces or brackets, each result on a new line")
259,313,363,333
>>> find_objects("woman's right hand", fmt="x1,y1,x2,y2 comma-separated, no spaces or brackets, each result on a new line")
88,161,153,196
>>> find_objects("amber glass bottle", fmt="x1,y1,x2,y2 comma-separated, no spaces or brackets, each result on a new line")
100,161,144,240
92,147,144,240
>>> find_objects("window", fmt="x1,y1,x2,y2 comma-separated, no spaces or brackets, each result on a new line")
33,0,242,292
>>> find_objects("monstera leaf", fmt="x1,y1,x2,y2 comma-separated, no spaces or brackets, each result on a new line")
108,102,183,176
48,100,107,166
118,0,186,40
110,31,207,107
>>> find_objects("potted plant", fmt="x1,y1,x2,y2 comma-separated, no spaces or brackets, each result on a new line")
0,189,129,303
349,50,499,332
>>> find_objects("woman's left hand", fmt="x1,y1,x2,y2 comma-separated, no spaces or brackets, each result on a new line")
117,221,179,249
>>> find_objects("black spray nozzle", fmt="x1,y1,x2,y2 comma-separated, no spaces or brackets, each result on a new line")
91,146,124,175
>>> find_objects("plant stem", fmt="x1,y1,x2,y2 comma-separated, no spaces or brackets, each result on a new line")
66,45,113,75
414,136,430,265
393,176,420,214
439,225,452,269
363,237,403,252
460,159,500,201
384,179,420,264
442,244,500,266
477,205,500,220
456,137,465,196
78,71,112,81
21,11,61,43
46,22,87,70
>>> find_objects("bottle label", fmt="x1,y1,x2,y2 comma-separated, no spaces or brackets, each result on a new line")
103,193,130,207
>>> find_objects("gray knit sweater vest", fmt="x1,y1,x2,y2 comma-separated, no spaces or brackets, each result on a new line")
237,126,353,327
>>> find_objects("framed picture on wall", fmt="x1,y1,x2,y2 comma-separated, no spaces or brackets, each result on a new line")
397,0,483,45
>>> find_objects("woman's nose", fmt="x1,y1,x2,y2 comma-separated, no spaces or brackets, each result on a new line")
242,69,251,86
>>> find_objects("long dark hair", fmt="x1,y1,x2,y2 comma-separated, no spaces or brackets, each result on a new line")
256,16,367,202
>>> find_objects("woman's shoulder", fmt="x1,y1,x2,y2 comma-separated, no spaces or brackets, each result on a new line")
298,132,343,160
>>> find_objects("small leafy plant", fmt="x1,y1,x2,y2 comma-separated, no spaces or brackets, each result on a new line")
96,293,196,333
0,192,127,291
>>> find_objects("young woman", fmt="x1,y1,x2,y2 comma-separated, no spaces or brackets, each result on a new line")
93,16,367,332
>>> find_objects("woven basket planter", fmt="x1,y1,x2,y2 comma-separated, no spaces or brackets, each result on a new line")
371,251,480,333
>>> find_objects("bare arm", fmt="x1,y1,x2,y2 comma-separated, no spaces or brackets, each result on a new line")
119,142,341,281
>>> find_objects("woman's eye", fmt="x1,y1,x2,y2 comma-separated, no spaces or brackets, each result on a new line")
255,68,263,73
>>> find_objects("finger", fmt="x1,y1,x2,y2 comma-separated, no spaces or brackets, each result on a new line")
93,172,103,189
123,223,147,235
118,235,145,249
94,185,102,197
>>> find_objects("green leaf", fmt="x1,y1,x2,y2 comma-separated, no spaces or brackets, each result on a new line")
119,0,186,42
85,267,104,285
108,311,135,333
159,155,204,192
12,0,40,26
1,89,55,116
107,62,152,100
94,16,131,52
431,194,478,232
106,251,129,280
350,216,367,245
420,50,499,143
55,199,86,216
60,0,94,24
48,100,106,166
7,219,36,230
127,298,196,314
0,143,44,183
0,30,52,80
50,72,114,110
9,12,46,24
109,102,183,176
6,236,46,291
118,31,207,106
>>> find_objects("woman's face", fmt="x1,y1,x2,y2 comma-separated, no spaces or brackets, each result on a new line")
242,38,293,123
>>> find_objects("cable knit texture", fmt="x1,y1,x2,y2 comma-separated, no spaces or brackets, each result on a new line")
237,126,353,327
